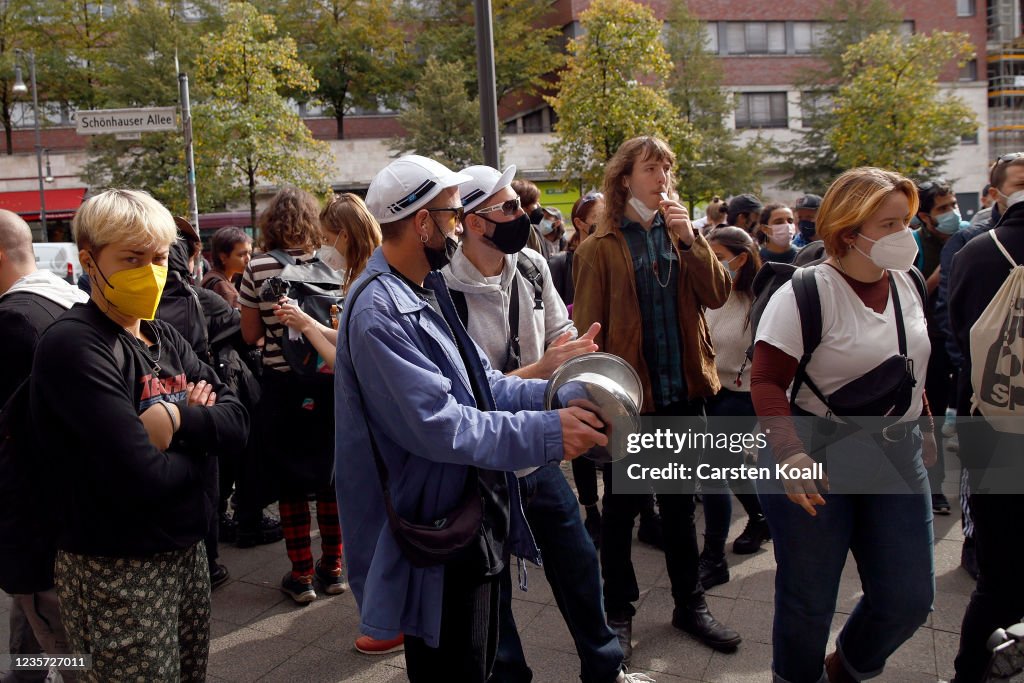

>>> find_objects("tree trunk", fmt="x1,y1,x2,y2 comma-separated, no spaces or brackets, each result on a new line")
249,169,258,241
335,109,345,140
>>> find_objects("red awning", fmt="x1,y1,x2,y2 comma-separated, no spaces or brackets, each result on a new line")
0,188,87,221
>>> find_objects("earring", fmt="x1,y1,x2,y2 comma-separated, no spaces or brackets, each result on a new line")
420,233,428,244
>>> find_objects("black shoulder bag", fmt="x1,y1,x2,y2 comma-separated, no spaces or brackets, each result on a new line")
344,273,482,568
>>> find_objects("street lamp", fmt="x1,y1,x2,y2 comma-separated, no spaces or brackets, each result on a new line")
12,49,47,242
44,149,53,183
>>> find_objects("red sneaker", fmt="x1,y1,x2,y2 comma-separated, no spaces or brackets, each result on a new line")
354,633,405,655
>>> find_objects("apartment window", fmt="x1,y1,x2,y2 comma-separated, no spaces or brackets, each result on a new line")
960,59,978,81
957,0,976,17
793,22,828,54
961,132,979,145
736,92,788,128
900,21,915,36
703,22,719,54
727,22,786,55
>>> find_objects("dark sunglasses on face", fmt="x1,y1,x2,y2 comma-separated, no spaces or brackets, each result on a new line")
425,205,465,228
474,196,522,218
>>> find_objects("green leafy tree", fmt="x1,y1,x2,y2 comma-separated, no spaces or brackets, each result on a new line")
276,0,410,140
546,0,692,188
81,0,227,214
1,0,40,154
390,56,482,168
829,30,977,177
410,0,563,103
194,2,332,227
663,0,770,205
780,0,903,192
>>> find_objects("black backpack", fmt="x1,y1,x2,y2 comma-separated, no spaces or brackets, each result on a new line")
266,250,345,380
748,262,927,402
0,339,125,594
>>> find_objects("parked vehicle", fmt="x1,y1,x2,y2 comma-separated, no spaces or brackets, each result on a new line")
32,242,82,284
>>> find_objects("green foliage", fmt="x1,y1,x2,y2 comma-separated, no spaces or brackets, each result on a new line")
780,0,904,192
390,56,483,168
193,2,332,225
410,0,563,102
276,0,411,139
1,0,41,154
663,0,768,204
546,0,692,189
829,30,978,178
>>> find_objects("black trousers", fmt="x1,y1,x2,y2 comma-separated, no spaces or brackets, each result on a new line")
600,399,704,620
405,557,500,682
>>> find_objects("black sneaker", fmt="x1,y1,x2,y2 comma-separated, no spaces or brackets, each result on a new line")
237,513,284,548
219,513,239,544
281,572,316,605
584,506,602,550
732,516,771,555
210,563,231,590
932,493,951,515
314,560,348,595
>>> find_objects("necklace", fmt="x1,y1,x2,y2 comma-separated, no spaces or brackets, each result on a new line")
651,231,676,289
122,327,162,375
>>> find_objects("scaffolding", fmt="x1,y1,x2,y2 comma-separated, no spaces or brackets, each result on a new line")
988,0,1024,158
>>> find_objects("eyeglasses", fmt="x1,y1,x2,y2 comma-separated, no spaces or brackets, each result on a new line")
917,179,948,192
474,196,521,218
425,205,465,230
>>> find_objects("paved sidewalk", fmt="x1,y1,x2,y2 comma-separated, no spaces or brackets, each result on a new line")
1,464,973,682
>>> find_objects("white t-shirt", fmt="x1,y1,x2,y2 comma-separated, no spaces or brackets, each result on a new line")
755,265,930,420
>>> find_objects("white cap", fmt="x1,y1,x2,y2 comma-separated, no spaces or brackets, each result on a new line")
458,165,517,212
365,155,473,224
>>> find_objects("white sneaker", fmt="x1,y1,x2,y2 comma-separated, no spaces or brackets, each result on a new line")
617,671,656,682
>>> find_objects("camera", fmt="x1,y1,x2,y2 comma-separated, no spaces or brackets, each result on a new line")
259,276,289,303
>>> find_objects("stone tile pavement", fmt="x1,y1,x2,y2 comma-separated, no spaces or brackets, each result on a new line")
1,462,974,682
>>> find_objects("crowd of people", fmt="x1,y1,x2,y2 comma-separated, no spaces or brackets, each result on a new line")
1,137,1022,683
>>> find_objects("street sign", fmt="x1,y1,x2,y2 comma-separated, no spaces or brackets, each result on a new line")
76,107,178,136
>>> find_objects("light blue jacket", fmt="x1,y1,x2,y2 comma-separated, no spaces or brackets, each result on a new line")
334,249,563,647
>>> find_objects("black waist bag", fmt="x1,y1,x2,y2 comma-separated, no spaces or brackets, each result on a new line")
345,272,482,568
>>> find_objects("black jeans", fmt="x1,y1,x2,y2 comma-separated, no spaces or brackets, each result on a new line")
925,338,953,491
600,400,704,619
405,556,500,683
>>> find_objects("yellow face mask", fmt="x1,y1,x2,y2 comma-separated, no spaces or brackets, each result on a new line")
93,260,168,320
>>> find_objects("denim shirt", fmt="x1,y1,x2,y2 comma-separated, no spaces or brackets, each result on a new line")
334,249,563,647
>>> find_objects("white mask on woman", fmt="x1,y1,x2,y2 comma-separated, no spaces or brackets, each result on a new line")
319,232,346,271
768,224,793,248
854,228,918,271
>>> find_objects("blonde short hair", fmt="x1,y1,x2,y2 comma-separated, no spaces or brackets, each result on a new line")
817,167,919,257
72,189,178,252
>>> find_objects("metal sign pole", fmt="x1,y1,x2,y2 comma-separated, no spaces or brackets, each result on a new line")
178,71,199,233
474,0,500,168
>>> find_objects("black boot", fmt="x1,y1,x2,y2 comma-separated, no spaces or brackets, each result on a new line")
672,598,742,652
732,515,771,555
698,547,730,590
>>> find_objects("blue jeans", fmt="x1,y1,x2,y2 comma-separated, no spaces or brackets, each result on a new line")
491,463,623,683
757,428,934,683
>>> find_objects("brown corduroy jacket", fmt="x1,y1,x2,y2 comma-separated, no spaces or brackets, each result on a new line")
571,221,732,413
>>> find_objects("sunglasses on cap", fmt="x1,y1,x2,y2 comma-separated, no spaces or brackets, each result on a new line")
473,196,522,218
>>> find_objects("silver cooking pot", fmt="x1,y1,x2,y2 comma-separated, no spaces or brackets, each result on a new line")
544,353,643,464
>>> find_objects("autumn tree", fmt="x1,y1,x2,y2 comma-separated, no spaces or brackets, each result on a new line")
194,2,332,227
275,0,410,140
0,0,42,154
390,56,483,169
547,0,693,189
779,0,904,192
829,30,977,178
663,0,770,205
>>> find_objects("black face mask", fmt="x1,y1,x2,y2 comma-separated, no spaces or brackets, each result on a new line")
798,220,816,241
480,213,532,254
529,207,545,225
424,219,459,271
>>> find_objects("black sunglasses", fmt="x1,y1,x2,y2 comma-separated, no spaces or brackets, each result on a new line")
425,205,465,224
474,196,522,218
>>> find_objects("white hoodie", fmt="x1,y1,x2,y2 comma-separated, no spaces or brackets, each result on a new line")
1,270,89,308
443,246,575,372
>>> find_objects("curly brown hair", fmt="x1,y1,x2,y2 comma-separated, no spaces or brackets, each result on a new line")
599,136,676,233
257,187,323,254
